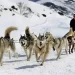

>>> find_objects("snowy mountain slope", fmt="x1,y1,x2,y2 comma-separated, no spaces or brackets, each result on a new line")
33,0,75,17
0,0,70,38
0,0,51,37
0,0,75,75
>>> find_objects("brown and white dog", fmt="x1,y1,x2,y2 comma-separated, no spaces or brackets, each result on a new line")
33,33,50,66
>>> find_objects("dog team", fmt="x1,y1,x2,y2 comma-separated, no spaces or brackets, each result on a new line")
0,26,75,66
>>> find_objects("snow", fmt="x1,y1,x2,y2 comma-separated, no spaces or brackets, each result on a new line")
37,0,75,17
0,0,75,75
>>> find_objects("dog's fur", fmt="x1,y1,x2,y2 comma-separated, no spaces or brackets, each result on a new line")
19,35,34,61
19,27,37,61
67,36,75,54
5,26,17,38
0,26,17,66
33,34,50,66
64,28,75,54
63,28,73,38
45,32,54,47
52,28,75,59
52,37,68,59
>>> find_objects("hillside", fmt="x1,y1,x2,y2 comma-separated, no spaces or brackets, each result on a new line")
31,0,75,17
0,0,70,38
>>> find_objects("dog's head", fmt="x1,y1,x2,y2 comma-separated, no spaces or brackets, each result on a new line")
45,32,50,39
19,35,27,47
38,34,45,46
38,34,45,41
35,34,46,49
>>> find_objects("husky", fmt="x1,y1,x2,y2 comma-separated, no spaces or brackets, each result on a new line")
52,28,75,60
0,26,17,66
71,31,75,53
19,27,37,61
45,32,54,47
64,28,75,54
19,34,34,61
33,34,50,66
52,37,68,59
67,35,75,54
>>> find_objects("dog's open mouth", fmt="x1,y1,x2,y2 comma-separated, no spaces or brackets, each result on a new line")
21,42,25,46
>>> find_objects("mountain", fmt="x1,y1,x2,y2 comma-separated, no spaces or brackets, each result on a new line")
31,0,75,17
29,0,39,2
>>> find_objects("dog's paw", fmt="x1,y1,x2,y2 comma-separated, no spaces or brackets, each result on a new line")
27,58,30,61
40,63,43,66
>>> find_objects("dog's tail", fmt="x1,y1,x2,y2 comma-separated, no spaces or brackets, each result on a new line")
25,26,30,36
25,26,37,40
4,26,18,38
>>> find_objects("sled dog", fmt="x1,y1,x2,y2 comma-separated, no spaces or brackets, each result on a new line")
64,28,75,54
19,27,37,61
0,26,17,66
52,37,68,59
33,34,50,66
52,28,75,59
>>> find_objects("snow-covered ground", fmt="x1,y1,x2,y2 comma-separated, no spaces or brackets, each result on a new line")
0,0,75,75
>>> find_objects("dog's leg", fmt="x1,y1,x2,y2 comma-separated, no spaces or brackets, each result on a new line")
32,49,35,55
24,48,29,61
65,43,68,55
35,51,38,62
71,44,74,53
56,47,59,55
13,51,18,58
69,43,71,54
0,51,4,66
40,50,49,66
56,48,62,60
37,52,44,61
27,48,32,61
74,44,75,52
8,50,11,59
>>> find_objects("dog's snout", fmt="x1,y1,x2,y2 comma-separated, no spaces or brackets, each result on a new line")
21,42,25,46
40,42,42,46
